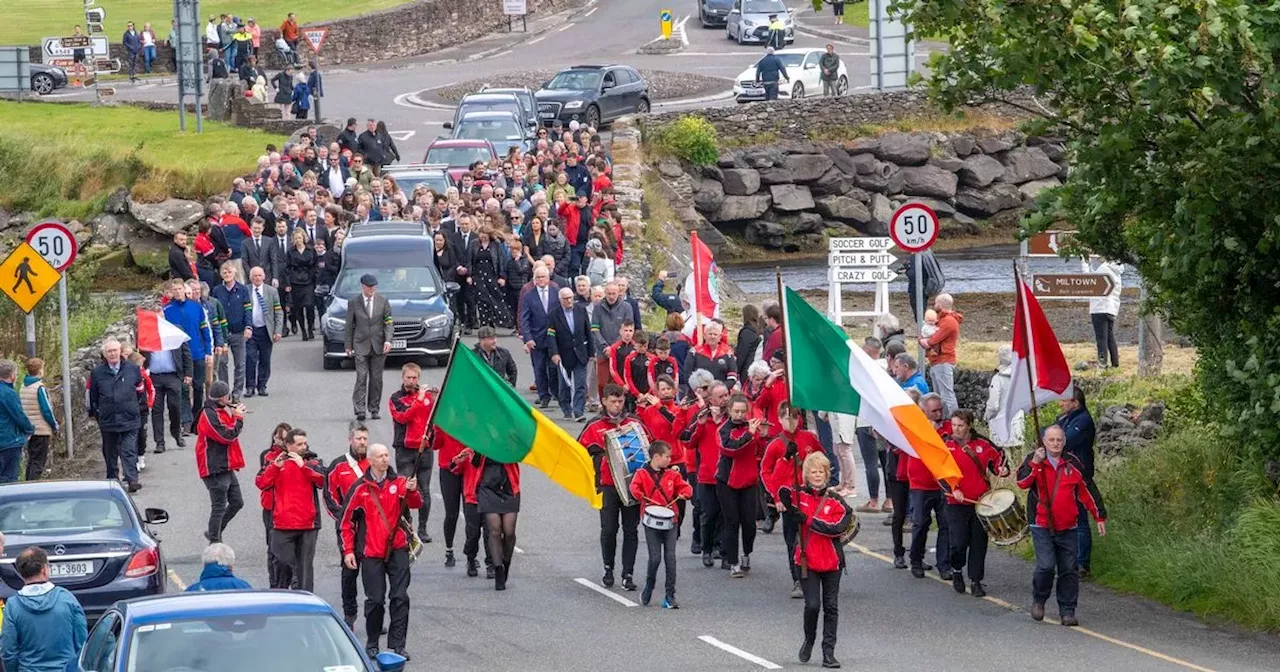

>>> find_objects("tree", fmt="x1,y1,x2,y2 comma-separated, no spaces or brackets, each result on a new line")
896,0,1280,459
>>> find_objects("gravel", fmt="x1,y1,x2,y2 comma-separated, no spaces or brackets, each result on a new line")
430,68,730,103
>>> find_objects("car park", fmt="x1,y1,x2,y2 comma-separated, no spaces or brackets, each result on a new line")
450,110,532,157
380,163,456,195
0,480,168,623
77,590,407,672
732,47,849,102
725,0,795,45
534,65,651,128
423,138,500,182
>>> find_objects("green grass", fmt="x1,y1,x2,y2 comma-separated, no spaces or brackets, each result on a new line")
0,0,416,45
0,101,286,219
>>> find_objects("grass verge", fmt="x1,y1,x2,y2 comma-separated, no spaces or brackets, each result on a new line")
0,101,287,220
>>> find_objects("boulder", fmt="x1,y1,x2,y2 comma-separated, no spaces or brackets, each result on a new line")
958,155,1006,188
758,165,794,185
851,162,904,194
977,132,1021,154
1018,177,1061,201
206,79,237,122
846,137,880,155
850,153,877,175
127,234,174,275
710,194,772,222
692,178,725,213
744,220,786,248
777,211,825,234
810,168,852,197
951,135,977,156
899,165,959,199
929,155,965,173
657,160,685,178
743,148,785,169
128,198,204,236
783,153,835,182
814,195,871,223
823,146,856,176
698,164,724,181
716,154,739,169
1040,143,1066,162
955,183,1024,216
1000,146,1061,184
769,184,815,212
870,193,893,229
720,168,761,196
694,223,730,252
104,187,131,214
874,132,932,166
1136,402,1165,425
89,213,137,247
911,197,956,218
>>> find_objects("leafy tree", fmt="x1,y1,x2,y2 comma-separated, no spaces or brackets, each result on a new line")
897,0,1280,459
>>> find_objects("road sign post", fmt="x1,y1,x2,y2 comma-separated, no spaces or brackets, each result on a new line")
890,202,940,364
27,221,79,459
826,237,895,324
868,0,915,90
174,0,202,132
661,9,674,39
302,28,330,122
1025,230,1075,257
503,0,529,32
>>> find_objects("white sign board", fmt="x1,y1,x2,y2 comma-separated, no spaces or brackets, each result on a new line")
503,0,528,15
829,252,898,268
828,237,893,251
827,238,895,324
889,203,940,253
42,36,109,58
834,268,899,283
868,0,915,91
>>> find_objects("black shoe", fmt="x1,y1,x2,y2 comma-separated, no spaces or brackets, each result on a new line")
127,482,142,493
799,638,814,663
366,646,380,660
761,516,776,534
691,541,702,555
419,531,432,543
257,389,269,397
495,565,507,591
822,651,841,668
1031,601,1046,621
1060,610,1079,627
702,552,713,568
602,567,615,588
1079,567,1091,580
393,648,412,661
621,574,636,591
641,581,654,606
154,445,166,454
893,555,907,569
881,516,893,526
939,568,954,581
952,571,966,593
370,411,381,420
923,562,933,571
466,558,479,577
445,550,456,567
741,554,751,571
720,559,731,571
486,565,496,579
203,531,214,543
911,566,925,579
971,581,987,597
244,389,256,398
343,614,356,629
356,413,367,421
175,436,186,448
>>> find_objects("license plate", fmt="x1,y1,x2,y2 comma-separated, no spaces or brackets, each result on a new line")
391,340,407,350
743,87,764,96
50,561,93,578
539,111,556,119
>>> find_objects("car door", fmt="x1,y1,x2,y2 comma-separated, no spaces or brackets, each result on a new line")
599,69,621,120
615,68,641,114
801,51,821,92
79,612,122,672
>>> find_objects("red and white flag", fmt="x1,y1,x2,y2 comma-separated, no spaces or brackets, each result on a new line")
136,308,190,353
992,274,1074,446
680,231,722,342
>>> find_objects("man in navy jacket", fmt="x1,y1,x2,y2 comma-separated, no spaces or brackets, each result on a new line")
1054,386,1098,574
88,339,146,492
547,287,594,421
518,267,559,408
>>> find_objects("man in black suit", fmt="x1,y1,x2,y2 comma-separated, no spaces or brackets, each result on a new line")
266,219,293,335
242,218,275,283
169,231,194,280
518,266,558,408
320,153,350,196
547,286,593,422
299,209,330,251
453,216,478,331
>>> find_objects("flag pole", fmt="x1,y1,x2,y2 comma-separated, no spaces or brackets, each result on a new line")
1013,262,1044,446
413,329,463,475
777,268,807,578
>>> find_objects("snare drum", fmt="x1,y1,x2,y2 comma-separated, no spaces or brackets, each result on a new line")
642,505,676,530
976,488,1028,547
604,423,651,506
838,514,861,544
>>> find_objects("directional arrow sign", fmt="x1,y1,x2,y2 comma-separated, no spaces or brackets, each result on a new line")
828,236,893,252
1031,273,1115,299
43,36,108,58
1026,230,1075,257
829,252,898,268
834,268,900,283
92,58,121,73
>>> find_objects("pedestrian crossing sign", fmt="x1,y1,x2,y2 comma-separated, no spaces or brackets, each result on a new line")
0,242,61,313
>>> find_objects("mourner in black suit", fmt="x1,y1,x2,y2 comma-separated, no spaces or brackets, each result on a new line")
546,286,594,421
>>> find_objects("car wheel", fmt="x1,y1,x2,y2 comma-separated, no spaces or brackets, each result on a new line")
837,75,849,96
736,27,746,45
585,104,601,128
637,98,651,114
792,82,805,99
726,25,734,40
31,73,55,95
322,355,341,371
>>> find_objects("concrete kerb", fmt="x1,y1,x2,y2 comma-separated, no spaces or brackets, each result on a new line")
637,36,685,55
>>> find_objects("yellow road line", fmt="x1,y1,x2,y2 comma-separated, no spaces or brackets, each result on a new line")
166,568,187,591
845,542,1217,672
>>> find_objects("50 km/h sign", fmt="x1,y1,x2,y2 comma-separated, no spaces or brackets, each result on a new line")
27,221,79,271
889,202,939,253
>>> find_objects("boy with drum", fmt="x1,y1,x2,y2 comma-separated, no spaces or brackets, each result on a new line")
630,440,693,608
579,384,649,591
943,410,1008,598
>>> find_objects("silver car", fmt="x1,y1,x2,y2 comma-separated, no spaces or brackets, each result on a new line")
725,0,795,45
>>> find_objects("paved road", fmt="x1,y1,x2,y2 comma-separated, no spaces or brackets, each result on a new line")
127,331,1280,671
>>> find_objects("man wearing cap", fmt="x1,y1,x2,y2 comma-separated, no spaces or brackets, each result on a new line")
474,326,518,386
344,275,393,422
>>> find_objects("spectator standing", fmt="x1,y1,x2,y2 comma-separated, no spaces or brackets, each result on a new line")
1084,257,1123,368
819,44,841,96
140,23,157,74
734,304,763,381
186,543,252,591
87,340,145,492
196,381,246,543
122,21,142,82
280,13,300,61
344,274,393,422
375,121,401,168
290,73,312,120
307,61,324,121
272,66,295,117
0,547,88,671
164,279,213,432
211,262,251,402
826,0,846,25
19,358,59,481
170,231,195,280
919,293,963,416
245,18,261,56
0,360,33,484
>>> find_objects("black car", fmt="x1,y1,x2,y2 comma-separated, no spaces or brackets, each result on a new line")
0,480,169,623
320,222,460,369
698,0,736,26
30,63,69,95
534,65,651,129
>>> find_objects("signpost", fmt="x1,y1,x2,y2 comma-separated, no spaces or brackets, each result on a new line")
504,0,529,31
868,0,915,91
301,28,329,122
661,9,674,39
174,0,203,132
41,36,109,58
827,237,895,324
1025,230,1075,257
1030,273,1115,300
890,202,940,363
26,222,79,458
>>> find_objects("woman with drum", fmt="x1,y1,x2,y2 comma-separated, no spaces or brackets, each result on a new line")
943,410,1008,598
629,440,693,608
760,402,825,600
778,452,854,669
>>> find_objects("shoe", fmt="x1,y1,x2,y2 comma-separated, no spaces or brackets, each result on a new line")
445,550,456,567
856,502,879,513
621,574,636,591
244,389,256,398
702,552,714,568
893,555,907,569
495,565,507,591
356,413,367,421
127,482,142,493
881,517,892,526
202,531,213,543
175,436,186,448
741,554,751,571
528,384,537,392
691,541,702,555
822,651,841,668
344,614,356,629
1060,610,1079,627
799,638,814,663
952,571,966,594
366,646,380,660
911,567,925,579
1079,567,1091,580
393,648,412,661
371,412,381,420
790,581,803,599
641,581,653,606
712,548,722,560
720,559,731,571
466,558,479,577
486,565,496,580
602,567,615,588
761,517,776,534
257,389,269,397
137,456,146,471
729,564,745,578
971,581,986,598
575,415,587,422
880,500,894,513
923,562,934,571
419,531,432,543
662,596,679,609
1031,602,1046,621
154,445,166,454
939,568,954,581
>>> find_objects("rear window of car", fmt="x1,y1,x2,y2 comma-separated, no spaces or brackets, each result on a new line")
0,497,129,534
127,613,364,672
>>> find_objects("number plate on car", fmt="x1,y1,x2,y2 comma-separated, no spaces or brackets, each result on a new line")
50,561,93,578
539,111,556,119
743,87,764,95
391,340,407,350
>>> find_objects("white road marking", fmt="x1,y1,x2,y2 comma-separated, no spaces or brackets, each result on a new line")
514,546,525,554
387,130,416,140
557,23,575,32
677,15,691,47
528,34,548,44
697,636,782,670
585,6,598,17
573,577,639,607
491,49,513,58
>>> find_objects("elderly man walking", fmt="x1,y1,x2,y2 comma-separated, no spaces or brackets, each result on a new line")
0,359,33,484
88,339,147,492
919,293,963,415
186,543,252,591
0,547,88,670
345,274,393,422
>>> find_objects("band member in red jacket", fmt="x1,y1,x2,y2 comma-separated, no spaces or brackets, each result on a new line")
760,402,824,598
454,445,494,578
257,422,291,589
434,426,467,569
752,349,790,439
578,384,648,591
195,381,246,545
630,440,693,608
777,452,854,669
717,394,765,577
471,449,521,591
944,410,1007,598
679,377,730,567
622,333,651,398
1017,424,1107,627
637,376,687,530
341,443,423,661
388,363,435,543
644,337,679,393
909,392,952,580
256,427,326,591
603,322,637,408
324,422,369,627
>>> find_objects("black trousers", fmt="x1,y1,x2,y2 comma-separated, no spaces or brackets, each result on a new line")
1091,313,1119,367
362,549,411,650
462,502,492,566
337,530,361,617
697,482,722,555
600,485,640,574
137,408,149,457
439,468,464,549
909,488,950,572
187,359,207,428
643,525,677,599
716,482,758,566
1032,526,1080,611
783,510,802,581
202,471,243,543
394,448,433,533
271,528,318,592
23,435,50,481
149,372,181,443
856,427,882,500
801,570,841,654
947,503,988,582
886,478,909,558
262,509,281,589
457,285,477,328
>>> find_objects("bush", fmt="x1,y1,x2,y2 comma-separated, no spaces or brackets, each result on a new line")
811,0,825,11
651,115,719,166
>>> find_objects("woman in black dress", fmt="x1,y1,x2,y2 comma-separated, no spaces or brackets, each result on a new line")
313,238,341,312
521,216,549,262
284,228,318,340
469,229,512,329
473,451,520,591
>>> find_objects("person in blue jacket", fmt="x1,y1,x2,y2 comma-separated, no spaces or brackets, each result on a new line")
164,278,213,431
650,271,685,315
1054,386,1098,575
754,46,791,101
186,543,253,592
1,547,88,672
0,359,34,484
892,353,930,396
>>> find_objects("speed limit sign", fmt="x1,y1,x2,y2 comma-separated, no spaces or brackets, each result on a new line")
26,221,79,272
889,203,940,253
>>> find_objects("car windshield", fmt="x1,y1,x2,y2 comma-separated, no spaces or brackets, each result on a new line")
335,264,438,299
546,71,602,91
744,0,787,13
0,496,128,534
126,613,365,672
426,146,493,167
457,100,521,120
384,171,449,193
766,53,805,67
454,118,523,141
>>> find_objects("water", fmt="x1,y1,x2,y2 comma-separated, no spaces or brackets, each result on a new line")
726,247,1144,295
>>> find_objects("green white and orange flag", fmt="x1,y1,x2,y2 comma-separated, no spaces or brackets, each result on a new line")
433,342,603,509
782,287,961,488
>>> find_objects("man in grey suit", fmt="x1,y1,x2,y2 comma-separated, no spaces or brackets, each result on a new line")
241,219,275,284
344,274,393,421
265,219,293,335
245,266,284,398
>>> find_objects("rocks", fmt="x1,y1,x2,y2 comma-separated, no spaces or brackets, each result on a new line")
874,132,931,166
977,132,1022,154
851,161,904,194
776,211,826,234
810,168,852,197
657,160,685,178
1018,177,1061,201
814,195,871,223
1000,146,1061,184
899,165,959,200
720,168,761,196
758,165,794,185
744,220,786,248
929,155,965,173
104,187,131,215
783,153,834,182
956,183,1024,216
950,135,977,156
89,213,137,248
710,194,772,222
127,198,205,236
958,155,1006,188
823,147,856,176
692,179,725,212
1096,403,1166,457
769,184,815,212
870,193,893,228
849,153,877,175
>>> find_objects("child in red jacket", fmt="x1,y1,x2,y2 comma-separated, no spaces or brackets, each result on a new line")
630,440,692,608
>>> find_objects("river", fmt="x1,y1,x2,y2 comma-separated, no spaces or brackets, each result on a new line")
725,246,1144,295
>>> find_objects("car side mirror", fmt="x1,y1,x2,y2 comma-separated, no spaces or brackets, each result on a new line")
375,651,407,672
445,281,461,294
442,121,453,130
144,508,169,525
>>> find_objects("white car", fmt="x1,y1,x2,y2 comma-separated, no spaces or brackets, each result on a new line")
732,48,850,103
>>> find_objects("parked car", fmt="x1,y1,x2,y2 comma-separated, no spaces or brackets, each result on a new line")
479,85,539,129
444,92,532,132
725,0,795,45
423,138,500,182
534,65,651,129
380,163,456,195
732,48,849,102
0,480,168,623
78,591,407,672
321,221,459,370
698,0,736,27
30,63,69,95
450,110,532,158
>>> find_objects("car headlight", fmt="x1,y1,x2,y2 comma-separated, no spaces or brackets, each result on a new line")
743,19,755,27
324,316,345,331
425,315,450,328
563,100,584,110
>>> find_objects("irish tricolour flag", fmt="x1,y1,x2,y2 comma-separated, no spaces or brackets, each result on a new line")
782,287,961,488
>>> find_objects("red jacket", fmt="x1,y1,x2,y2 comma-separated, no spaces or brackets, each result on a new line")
638,400,686,465
629,465,693,524
760,430,824,500
257,446,285,510
679,411,726,485
778,484,854,573
623,350,650,396
460,451,521,504
645,355,679,393
389,387,433,450
1017,452,1106,533
340,472,425,559
434,428,466,469
255,454,326,530
324,452,368,519
139,369,155,409
195,401,244,478
578,414,647,489
717,419,763,489
945,437,1004,504
556,201,581,246
907,419,952,491
604,341,634,388
752,375,789,439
